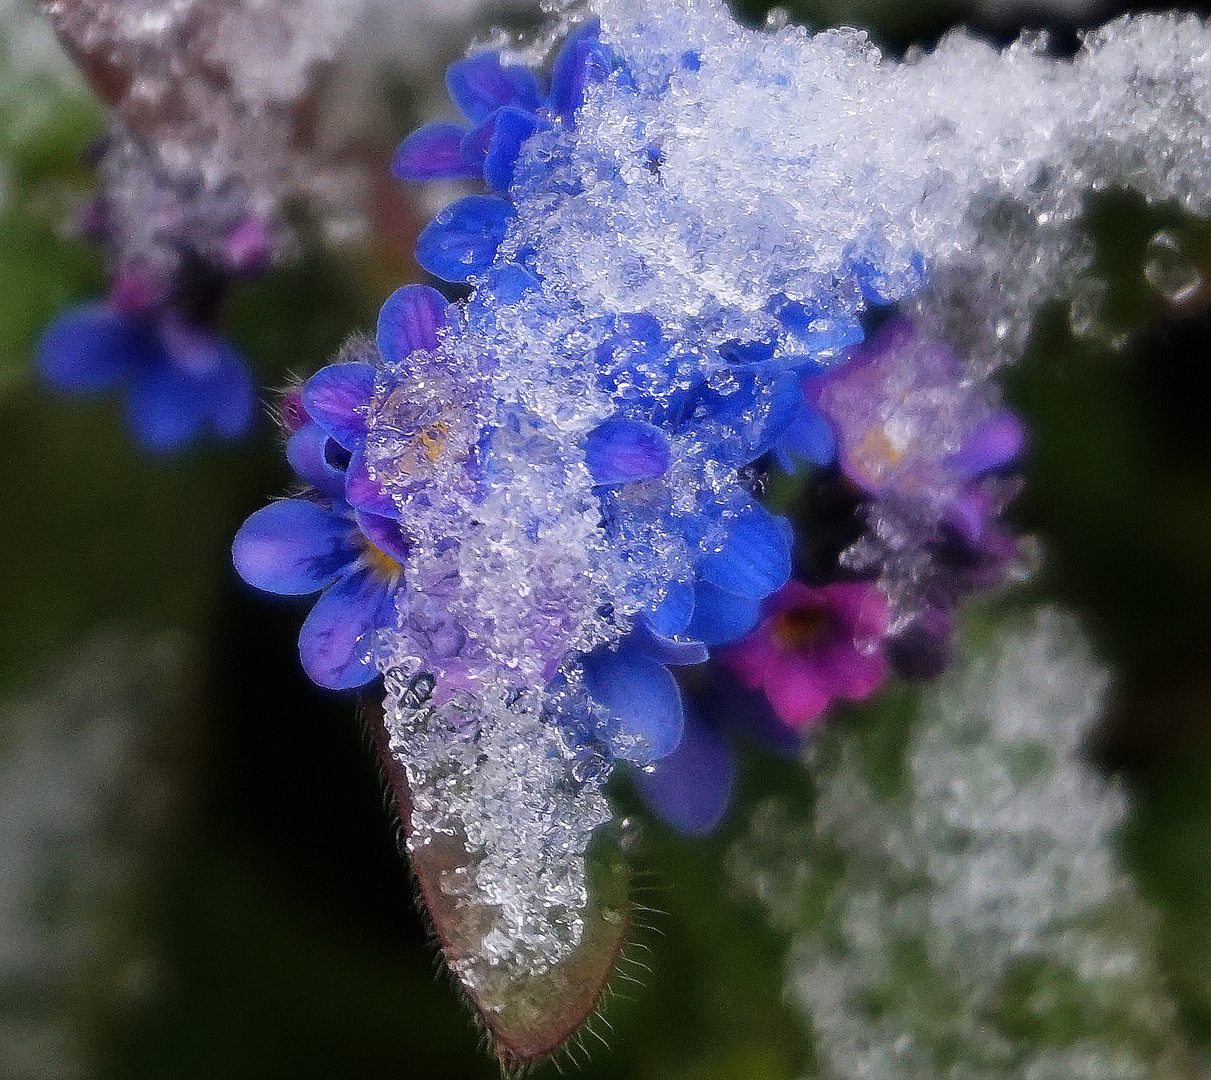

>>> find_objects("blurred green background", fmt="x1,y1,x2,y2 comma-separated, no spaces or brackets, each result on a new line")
2,1,1211,1077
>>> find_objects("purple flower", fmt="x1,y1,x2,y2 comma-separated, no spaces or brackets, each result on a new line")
808,316,1025,536
37,302,254,454
717,580,888,730
231,498,407,690
804,316,1029,677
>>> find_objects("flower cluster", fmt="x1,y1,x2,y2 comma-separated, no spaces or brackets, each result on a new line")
225,0,1211,1058
235,15,1030,835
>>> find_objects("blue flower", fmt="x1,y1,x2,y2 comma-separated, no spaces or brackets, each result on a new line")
581,635,686,764
293,283,452,516
231,497,407,690
37,302,255,453
394,21,630,283
392,22,618,188
414,196,517,284
631,702,735,836
561,492,793,784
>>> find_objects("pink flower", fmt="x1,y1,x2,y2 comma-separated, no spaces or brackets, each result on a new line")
717,580,887,730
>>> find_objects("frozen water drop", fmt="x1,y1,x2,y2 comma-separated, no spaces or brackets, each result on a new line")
1143,229,1204,307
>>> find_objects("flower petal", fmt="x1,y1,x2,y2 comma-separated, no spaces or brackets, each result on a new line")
37,303,141,393
376,284,449,365
125,364,205,454
286,423,347,501
415,195,516,283
628,621,709,667
356,509,410,567
483,106,545,192
699,501,793,600
584,417,670,485
233,500,358,596
549,20,612,121
633,705,734,836
202,349,256,440
301,362,376,451
298,567,396,690
446,53,542,125
344,447,399,518
642,577,695,638
817,637,886,702
763,649,833,729
685,578,763,646
745,372,804,458
158,311,227,379
951,409,1026,477
583,644,684,764
775,397,836,470
771,297,865,355
390,122,479,182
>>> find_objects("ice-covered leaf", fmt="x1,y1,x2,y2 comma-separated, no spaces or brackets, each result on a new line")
367,679,629,1068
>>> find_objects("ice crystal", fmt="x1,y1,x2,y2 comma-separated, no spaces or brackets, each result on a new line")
369,0,1211,703
380,675,613,993
732,609,1192,1078
353,0,1211,996
40,0,367,281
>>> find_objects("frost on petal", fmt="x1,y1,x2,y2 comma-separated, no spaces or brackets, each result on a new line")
376,284,449,364
301,362,376,451
583,643,685,763
699,502,793,601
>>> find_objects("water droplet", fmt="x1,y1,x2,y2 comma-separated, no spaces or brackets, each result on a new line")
1144,229,1204,306
618,816,642,854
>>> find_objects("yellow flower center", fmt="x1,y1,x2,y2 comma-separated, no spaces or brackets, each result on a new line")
359,535,404,582
851,427,904,486
417,420,449,465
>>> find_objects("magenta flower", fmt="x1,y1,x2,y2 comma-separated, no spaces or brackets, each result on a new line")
717,580,887,730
